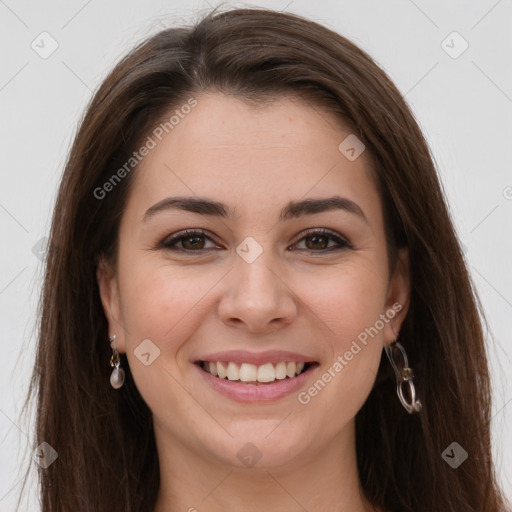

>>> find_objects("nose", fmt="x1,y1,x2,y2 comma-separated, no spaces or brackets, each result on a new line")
217,251,298,333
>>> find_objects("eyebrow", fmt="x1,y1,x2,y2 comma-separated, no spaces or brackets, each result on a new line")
143,195,368,224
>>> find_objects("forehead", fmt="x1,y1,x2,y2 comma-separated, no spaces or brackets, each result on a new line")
125,92,381,223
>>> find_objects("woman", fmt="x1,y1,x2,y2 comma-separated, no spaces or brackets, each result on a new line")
20,6,508,512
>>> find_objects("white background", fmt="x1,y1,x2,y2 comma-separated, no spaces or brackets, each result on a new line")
1,0,511,509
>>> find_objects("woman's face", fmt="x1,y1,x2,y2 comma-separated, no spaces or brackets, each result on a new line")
98,92,409,470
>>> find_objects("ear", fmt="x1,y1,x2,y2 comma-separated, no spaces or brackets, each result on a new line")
96,256,126,353
382,247,410,346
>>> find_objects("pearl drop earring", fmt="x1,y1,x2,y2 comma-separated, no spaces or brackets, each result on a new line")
109,334,125,389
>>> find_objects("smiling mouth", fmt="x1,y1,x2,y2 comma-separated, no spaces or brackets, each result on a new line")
195,360,319,385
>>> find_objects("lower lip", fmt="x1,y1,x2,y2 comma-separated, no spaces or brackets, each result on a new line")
194,363,318,403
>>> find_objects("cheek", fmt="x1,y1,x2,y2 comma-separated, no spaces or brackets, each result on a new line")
291,262,387,410
116,262,214,408
117,247,223,336
293,257,389,341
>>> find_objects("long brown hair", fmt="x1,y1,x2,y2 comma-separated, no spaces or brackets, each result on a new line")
17,6,507,512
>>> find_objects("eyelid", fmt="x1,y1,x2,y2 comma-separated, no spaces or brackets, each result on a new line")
158,227,353,252
291,227,353,251
159,228,221,250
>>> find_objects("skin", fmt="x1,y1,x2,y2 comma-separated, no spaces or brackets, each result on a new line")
97,92,410,512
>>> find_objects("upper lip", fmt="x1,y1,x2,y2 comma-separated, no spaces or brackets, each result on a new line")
193,350,317,366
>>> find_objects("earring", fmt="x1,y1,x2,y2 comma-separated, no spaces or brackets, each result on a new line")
384,339,422,414
109,334,125,389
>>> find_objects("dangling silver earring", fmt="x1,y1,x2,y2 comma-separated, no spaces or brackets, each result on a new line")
384,339,422,414
109,334,125,389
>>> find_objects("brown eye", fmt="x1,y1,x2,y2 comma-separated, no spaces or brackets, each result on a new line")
304,234,329,250
160,230,218,252
160,228,351,254
181,234,206,250
293,229,352,252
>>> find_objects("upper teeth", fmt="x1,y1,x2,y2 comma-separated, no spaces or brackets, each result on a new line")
203,361,306,382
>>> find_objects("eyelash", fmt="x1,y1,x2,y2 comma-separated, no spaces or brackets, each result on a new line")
158,228,353,254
